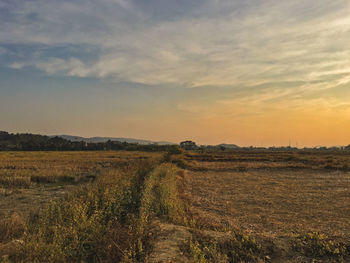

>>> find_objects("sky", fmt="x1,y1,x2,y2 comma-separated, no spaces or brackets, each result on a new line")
1,0,350,146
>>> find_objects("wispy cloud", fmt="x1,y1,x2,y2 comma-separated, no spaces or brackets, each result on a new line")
2,0,350,88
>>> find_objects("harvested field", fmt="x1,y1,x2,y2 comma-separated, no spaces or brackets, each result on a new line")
182,151,350,262
185,151,350,171
0,151,161,219
1,150,350,262
187,169,350,238
0,151,166,262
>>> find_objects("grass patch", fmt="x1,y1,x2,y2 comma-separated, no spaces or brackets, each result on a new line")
184,231,267,263
293,232,350,262
140,163,187,225
4,160,157,262
0,214,25,243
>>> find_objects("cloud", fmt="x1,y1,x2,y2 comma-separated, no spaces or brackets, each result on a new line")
8,62,25,69
2,0,350,94
36,58,88,77
0,46,7,55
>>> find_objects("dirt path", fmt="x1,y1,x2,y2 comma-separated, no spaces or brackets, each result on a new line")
147,220,236,263
148,221,191,263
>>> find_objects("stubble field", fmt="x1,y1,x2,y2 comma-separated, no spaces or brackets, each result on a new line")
0,151,160,219
181,151,350,262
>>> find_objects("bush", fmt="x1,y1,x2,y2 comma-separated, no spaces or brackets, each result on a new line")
185,231,265,263
293,232,348,261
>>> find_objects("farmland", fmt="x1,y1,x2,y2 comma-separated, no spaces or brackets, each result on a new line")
180,151,350,262
1,150,350,262
0,151,165,262
0,151,161,219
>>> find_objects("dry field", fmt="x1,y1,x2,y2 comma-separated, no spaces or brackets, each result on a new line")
0,150,170,262
0,151,161,219
187,169,350,238
181,151,350,262
1,150,350,262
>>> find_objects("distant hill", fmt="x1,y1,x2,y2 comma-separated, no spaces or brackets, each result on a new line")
53,135,175,145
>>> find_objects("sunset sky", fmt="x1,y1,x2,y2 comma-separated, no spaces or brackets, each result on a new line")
1,0,350,146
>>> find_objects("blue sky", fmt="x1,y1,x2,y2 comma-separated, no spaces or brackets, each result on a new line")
1,0,350,146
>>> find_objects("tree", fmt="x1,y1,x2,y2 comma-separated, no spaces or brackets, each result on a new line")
180,140,198,150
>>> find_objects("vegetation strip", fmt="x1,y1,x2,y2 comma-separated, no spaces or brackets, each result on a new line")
1,160,156,262
0,153,188,262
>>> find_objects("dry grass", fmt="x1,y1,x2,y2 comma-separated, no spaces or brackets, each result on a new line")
0,151,162,220
2,150,350,262
185,150,350,171
0,151,164,262
0,176,31,188
0,213,25,243
0,151,161,182
187,169,350,238
183,151,350,262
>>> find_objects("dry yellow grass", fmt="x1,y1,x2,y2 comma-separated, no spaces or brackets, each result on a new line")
187,169,350,238
0,151,162,219
0,151,164,262
1,150,350,262
183,151,350,262
185,150,350,171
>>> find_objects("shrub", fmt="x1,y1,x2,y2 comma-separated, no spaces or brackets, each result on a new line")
293,232,348,261
185,231,265,263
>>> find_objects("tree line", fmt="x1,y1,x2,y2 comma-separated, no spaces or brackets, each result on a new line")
0,131,181,152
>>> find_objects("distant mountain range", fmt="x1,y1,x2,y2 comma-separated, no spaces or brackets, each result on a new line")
52,135,175,145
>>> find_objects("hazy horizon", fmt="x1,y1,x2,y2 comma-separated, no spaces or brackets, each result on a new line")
1,0,350,147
